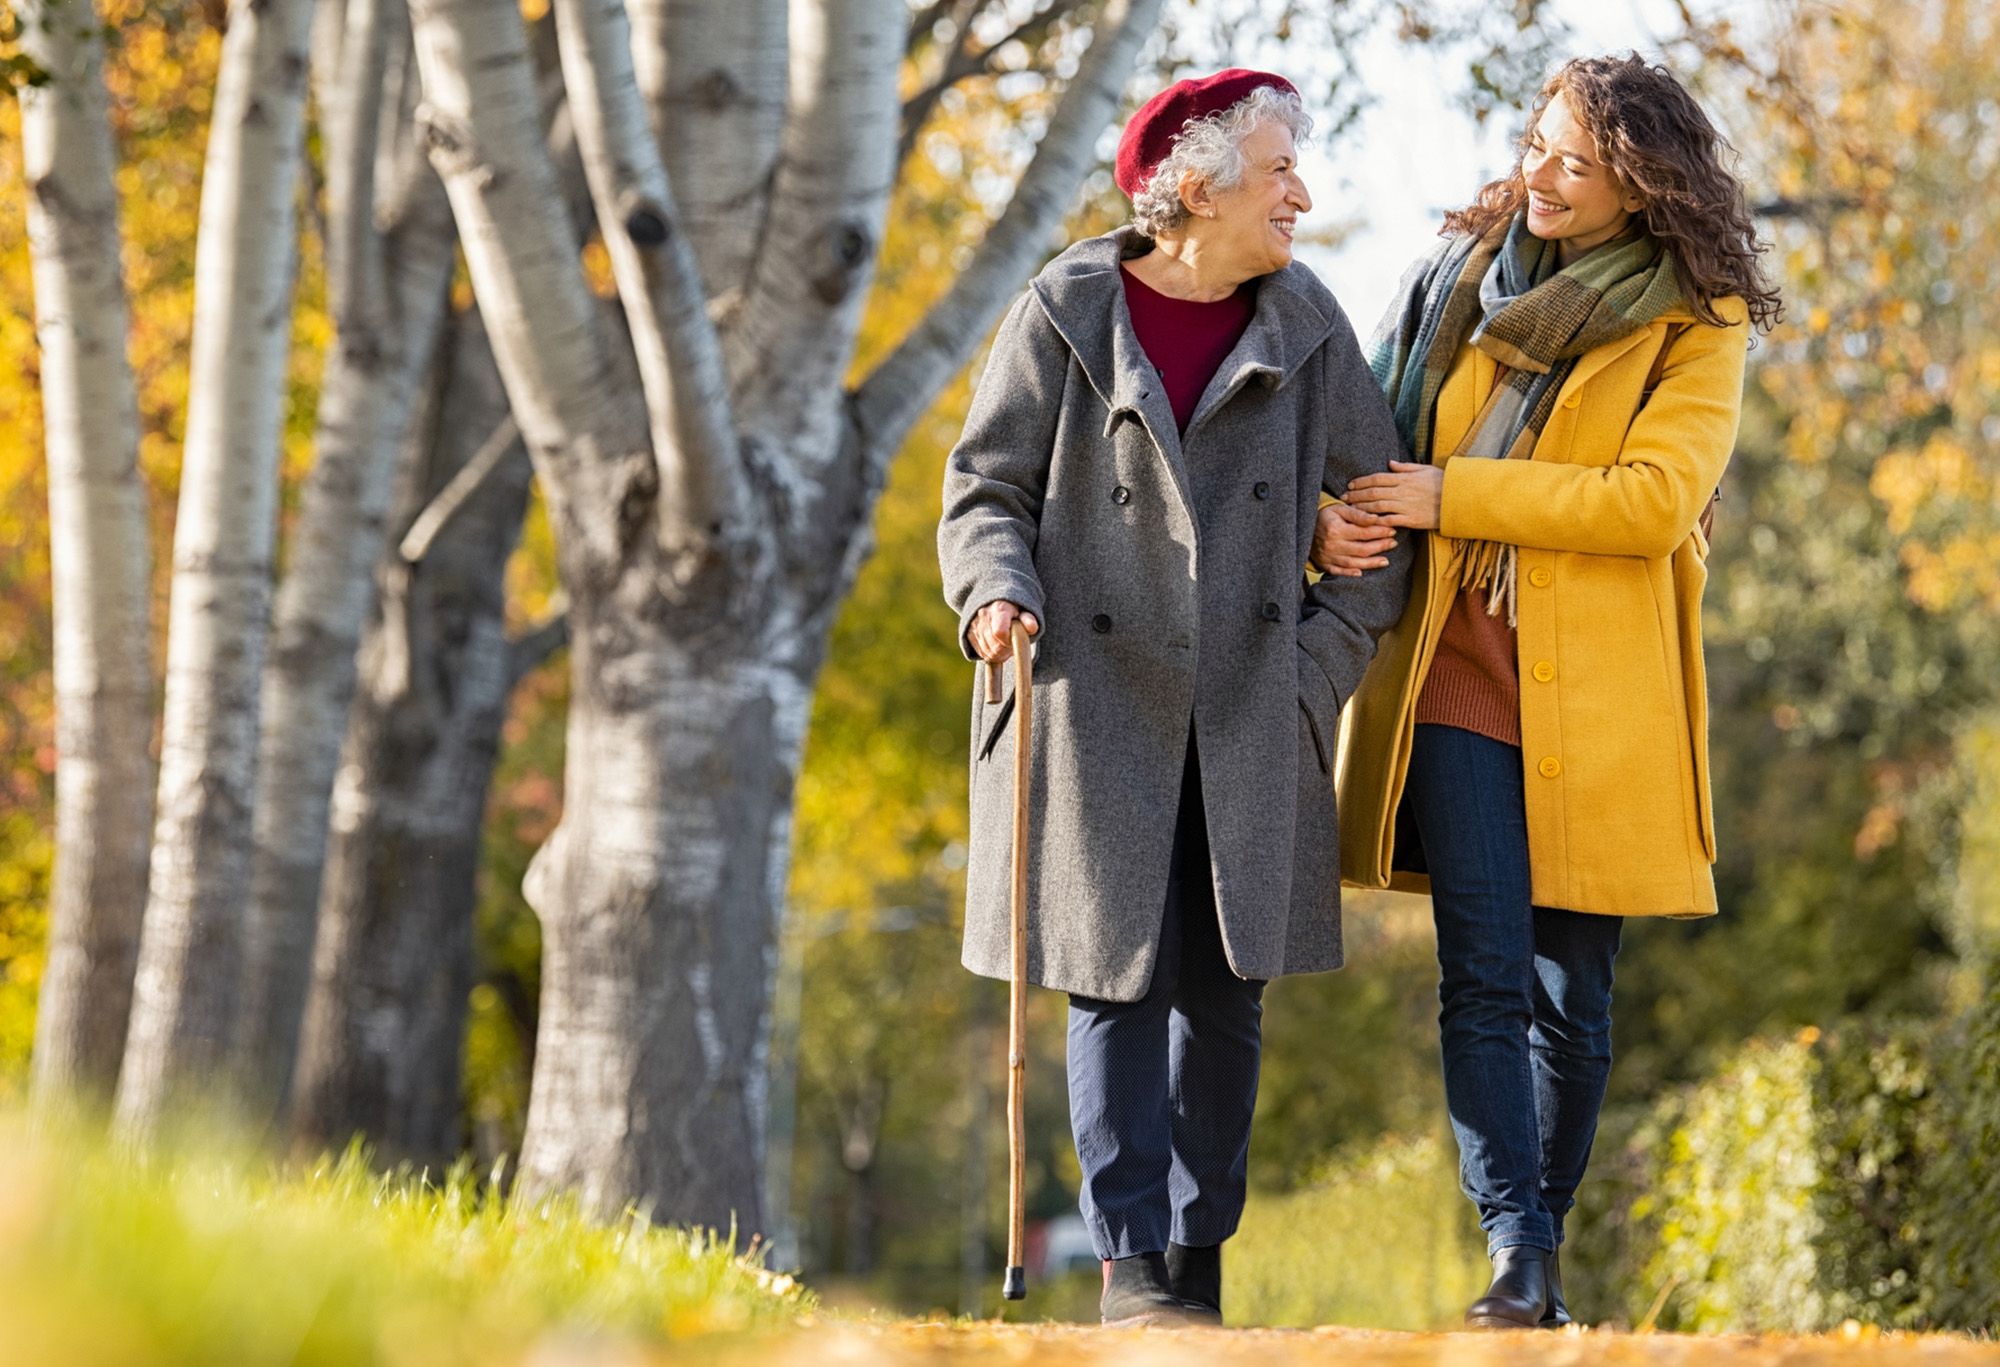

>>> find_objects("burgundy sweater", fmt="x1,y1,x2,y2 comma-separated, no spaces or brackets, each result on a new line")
1121,264,1257,432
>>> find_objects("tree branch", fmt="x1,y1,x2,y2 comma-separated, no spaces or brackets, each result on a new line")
408,0,652,576
905,0,964,56
854,0,1162,456
627,0,789,308
898,0,1088,170
552,0,747,562
397,413,522,564
325,0,391,320
725,0,906,459
507,603,571,686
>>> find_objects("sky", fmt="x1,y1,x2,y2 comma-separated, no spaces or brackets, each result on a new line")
1291,0,1698,328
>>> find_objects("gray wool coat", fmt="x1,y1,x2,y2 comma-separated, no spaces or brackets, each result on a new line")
937,226,1414,1002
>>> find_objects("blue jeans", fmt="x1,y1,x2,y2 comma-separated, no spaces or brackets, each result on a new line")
1405,724,1624,1255
1067,736,1265,1260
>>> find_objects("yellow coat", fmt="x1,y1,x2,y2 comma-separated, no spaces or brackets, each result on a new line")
1336,297,1750,918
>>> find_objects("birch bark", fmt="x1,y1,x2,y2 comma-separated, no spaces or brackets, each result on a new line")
407,0,1156,1228
19,0,156,1100
289,109,594,1155
237,0,459,1112
291,307,536,1164
628,0,787,303
115,0,319,1136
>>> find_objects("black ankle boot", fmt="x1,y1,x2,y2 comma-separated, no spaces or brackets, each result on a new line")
1541,1249,1572,1328
1100,1251,1190,1327
1165,1241,1222,1325
1464,1246,1551,1329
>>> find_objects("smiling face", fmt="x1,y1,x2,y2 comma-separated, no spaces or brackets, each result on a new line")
1521,90,1645,260
1184,117,1312,277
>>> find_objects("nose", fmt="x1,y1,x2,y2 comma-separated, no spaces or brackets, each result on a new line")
1523,149,1554,193
1289,170,1312,214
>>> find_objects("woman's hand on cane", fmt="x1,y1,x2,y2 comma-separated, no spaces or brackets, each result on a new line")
971,600,1040,664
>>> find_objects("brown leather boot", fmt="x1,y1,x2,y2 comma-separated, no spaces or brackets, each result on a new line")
1464,1246,1551,1329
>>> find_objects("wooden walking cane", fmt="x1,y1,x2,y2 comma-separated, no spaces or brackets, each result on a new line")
986,618,1033,1302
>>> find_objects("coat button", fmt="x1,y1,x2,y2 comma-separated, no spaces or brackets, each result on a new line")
1092,613,1113,634
1538,756,1563,779
1260,601,1281,622
1253,481,1270,500
1112,485,1131,504
1529,567,1552,588
1532,661,1556,684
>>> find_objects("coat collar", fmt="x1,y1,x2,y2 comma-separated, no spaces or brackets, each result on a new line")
1029,226,1344,455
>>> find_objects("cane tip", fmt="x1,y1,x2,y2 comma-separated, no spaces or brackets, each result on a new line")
1002,1266,1026,1300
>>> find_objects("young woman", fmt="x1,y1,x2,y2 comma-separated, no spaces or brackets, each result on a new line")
1313,54,1781,1328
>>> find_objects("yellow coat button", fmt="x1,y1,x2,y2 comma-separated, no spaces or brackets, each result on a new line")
1529,567,1552,588
1532,661,1556,684
1538,756,1562,779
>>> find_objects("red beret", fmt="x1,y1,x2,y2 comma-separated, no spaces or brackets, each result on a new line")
1114,68,1300,199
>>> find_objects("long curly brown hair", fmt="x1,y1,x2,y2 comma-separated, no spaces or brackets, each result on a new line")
1444,54,1782,331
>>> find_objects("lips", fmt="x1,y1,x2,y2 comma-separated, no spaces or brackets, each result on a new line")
1529,195,1569,215
1271,218,1295,239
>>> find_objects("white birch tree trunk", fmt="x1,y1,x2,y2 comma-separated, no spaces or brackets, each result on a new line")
236,0,460,1112
19,0,157,1101
628,0,788,304
114,0,320,1137
291,306,539,1164
287,54,592,1157
409,0,1159,1227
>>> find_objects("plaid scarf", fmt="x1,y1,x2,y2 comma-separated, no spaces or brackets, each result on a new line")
1366,212,1683,624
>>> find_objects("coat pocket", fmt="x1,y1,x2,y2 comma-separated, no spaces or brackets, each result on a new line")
1295,642,1341,776
1299,698,1331,775
978,691,1016,762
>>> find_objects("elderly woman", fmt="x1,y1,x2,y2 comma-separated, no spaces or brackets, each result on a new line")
938,69,1411,1326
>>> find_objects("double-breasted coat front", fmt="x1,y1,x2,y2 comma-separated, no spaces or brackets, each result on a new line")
938,226,1413,1003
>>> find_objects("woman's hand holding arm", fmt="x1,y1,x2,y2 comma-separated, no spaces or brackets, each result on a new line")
1311,500,1401,576
1343,462,1444,530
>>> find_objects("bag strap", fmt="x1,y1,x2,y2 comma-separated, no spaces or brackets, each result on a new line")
1643,322,1687,398
1643,323,1721,541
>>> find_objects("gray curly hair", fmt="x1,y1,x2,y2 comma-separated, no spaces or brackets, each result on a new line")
1130,84,1315,238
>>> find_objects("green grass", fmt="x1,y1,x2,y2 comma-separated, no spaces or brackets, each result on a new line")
1230,1129,1487,1330
0,1109,810,1365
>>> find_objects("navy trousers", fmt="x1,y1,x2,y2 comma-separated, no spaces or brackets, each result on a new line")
1066,736,1266,1260
1404,723,1624,1255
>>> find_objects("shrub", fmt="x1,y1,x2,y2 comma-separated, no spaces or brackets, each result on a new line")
1580,987,1998,1333
1922,975,2000,1328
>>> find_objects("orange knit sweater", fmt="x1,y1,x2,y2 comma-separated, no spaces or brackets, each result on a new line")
1414,586,1520,747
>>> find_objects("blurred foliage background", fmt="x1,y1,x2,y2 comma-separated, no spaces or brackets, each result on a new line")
2,0,1997,1335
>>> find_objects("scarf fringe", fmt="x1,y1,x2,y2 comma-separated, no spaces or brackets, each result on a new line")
1460,541,1520,629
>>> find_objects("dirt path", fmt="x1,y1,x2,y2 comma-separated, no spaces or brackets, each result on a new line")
729,1323,2000,1365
